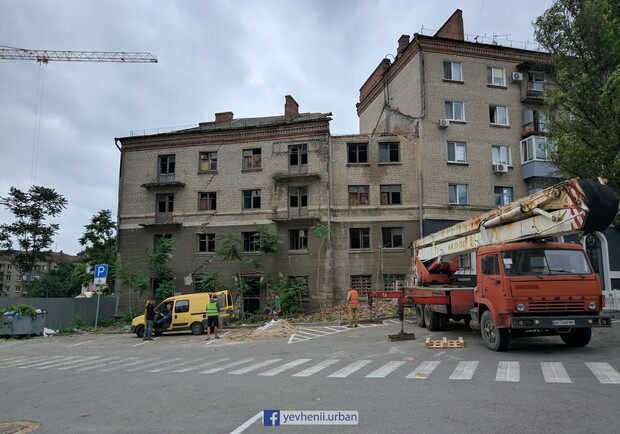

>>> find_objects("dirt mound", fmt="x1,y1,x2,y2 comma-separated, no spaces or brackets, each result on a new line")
250,319,298,338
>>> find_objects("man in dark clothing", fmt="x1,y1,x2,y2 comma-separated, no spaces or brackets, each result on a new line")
156,303,172,329
144,298,155,341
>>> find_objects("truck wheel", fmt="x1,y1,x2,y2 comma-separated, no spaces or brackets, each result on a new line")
480,311,509,351
424,305,441,331
560,328,591,347
438,313,448,330
135,325,144,338
416,305,426,327
190,322,204,335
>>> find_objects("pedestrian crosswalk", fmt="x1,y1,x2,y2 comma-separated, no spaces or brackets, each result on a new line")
287,321,403,344
1,355,619,384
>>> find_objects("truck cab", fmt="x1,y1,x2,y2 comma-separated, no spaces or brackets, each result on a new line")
475,241,610,350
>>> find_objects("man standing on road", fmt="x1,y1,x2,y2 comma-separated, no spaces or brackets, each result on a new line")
206,294,220,340
347,287,359,328
144,298,155,340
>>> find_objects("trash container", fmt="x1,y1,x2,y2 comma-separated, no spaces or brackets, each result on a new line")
1,312,46,336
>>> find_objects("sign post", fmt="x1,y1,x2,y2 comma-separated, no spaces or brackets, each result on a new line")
94,264,108,330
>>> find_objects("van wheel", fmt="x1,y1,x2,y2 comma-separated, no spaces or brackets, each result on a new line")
481,311,509,351
135,325,144,338
190,322,204,335
560,328,591,347
415,305,426,327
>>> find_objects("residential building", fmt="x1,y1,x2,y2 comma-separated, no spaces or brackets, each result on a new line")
0,251,80,298
356,9,619,304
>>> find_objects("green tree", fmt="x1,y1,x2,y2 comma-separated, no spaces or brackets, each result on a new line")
534,0,620,192
310,220,331,309
273,275,309,315
0,185,68,277
146,237,175,302
116,257,149,316
195,270,226,293
76,209,117,293
28,262,82,297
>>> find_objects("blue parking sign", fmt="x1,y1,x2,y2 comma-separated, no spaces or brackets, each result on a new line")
94,264,108,285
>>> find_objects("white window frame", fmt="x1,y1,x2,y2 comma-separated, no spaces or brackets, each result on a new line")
449,184,468,205
520,136,550,163
443,61,463,81
487,66,505,86
492,145,511,165
494,186,514,206
447,141,467,163
489,105,509,125
445,101,465,121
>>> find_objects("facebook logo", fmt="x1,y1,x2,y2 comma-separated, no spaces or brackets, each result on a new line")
263,410,280,426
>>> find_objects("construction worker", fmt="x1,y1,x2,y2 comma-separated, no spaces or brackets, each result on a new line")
347,287,359,328
143,298,155,340
206,294,220,340
263,290,282,321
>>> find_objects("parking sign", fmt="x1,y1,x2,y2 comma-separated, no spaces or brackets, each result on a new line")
94,264,108,285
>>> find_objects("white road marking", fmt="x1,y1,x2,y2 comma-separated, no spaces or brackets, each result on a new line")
67,339,97,348
15,356,65,369
174,358,231,373
150,358,206,373
230,411,262,434
101,358,145,371
78,357,134,371
35,356,85,369
205,331,230,345
125,358,182,372
292,359,341,377
0,356,49,368
228,359,282,375
56,356,105,370
328,360,372,378
407,361,441,379
365,361,407,378
200,358,254,374
259,359,312,376
585,362,620,384
450,361,479,380
496,361,520,382
541,362,571,383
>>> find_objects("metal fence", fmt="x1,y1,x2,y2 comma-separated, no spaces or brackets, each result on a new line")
0,297,118,330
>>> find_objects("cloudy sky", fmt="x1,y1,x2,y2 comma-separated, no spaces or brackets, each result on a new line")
0,0,553,255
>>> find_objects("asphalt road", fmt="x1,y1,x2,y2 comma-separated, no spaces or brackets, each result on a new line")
1,317,619,434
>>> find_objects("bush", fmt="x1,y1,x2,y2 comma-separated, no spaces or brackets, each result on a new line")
0,304,39,319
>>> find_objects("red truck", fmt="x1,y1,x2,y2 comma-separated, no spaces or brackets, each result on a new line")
370,178,618,351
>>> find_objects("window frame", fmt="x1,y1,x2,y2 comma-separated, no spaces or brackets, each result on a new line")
489,105,509,125
242,231,260,252
198,233,216,253
380,184,402,205
447,141,467,163
199,151,218,172
158,154,175,182
486,66,506,87
198,191,217,211
349,228,371,250
242,148,262,170
443,61,463,81
494,186,514,206
520,136,550,163
378,142,400,163
289,144,308,167
347,143,369,164
350,275,372,296
242,189,261,209
444,101,465,121
348,185,370,206
381,227,404,249
448,183,469,205
492,145,512,165
288,229,309,251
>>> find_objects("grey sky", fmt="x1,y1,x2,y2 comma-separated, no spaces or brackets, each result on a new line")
0,0,552,255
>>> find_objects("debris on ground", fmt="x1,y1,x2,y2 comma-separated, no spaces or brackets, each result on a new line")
225,319,299,341
290,300,398,323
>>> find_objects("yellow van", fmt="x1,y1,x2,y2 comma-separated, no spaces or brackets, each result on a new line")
130,291,235,338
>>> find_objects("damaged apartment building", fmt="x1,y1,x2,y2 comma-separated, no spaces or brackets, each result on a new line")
114,9,620,313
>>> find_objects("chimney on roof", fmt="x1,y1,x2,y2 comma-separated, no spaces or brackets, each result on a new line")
215,111,234,123
434,9,464,41
284,95,299,121
397,35,410,56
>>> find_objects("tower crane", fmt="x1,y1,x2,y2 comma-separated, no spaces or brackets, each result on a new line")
0,46,157,63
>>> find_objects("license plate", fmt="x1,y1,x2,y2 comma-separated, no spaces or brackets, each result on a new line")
553,319,575,326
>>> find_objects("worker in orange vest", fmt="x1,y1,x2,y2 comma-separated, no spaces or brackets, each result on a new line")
347,287,359,328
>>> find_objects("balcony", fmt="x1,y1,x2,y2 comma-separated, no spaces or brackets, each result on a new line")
138,213,182,228
141,176,185,190
522,121,548,137
272,171,321,183
521,81,545,104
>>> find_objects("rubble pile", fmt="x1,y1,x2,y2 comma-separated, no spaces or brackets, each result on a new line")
250,319,298,338
291,300,398,323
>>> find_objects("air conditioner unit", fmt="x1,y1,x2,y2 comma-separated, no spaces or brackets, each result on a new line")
511,72,523,82
494,162,509,173
439,119,450,128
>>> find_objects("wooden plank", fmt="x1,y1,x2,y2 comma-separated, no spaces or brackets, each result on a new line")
425,336,465,349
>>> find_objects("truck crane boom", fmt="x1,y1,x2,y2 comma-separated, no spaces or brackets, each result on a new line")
412,177,618,264
0,47,158,63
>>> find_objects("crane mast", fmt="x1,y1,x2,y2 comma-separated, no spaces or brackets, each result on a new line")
0,47,157,63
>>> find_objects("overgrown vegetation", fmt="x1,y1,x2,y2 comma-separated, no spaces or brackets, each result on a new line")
0,304,39,319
